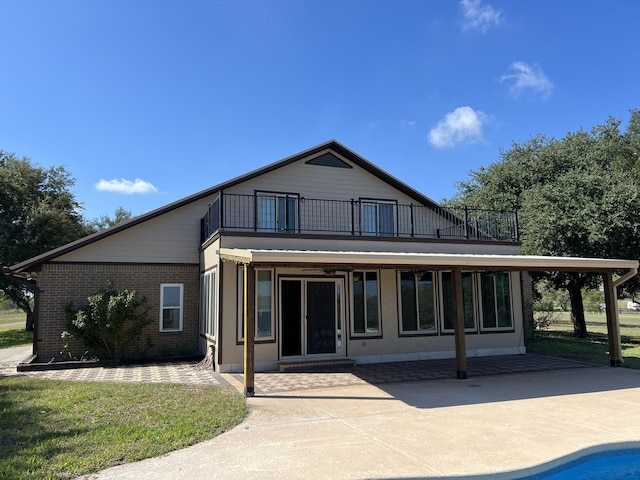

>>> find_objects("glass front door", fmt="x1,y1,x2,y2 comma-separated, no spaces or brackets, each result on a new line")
280,278,345,358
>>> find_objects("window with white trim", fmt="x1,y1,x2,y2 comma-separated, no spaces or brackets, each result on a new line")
441,272,476,331
352,270,381,335
200,269,217,338
399,271,437,334
361,200,396,236
480,272,513,330
256,192,298,233
160,283,183,332
237,266,274,341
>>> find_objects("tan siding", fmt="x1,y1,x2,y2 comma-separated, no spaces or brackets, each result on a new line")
57,196,215,264
202,238,220,271
226,149,419,204
221,150,468,238
215,265,525,372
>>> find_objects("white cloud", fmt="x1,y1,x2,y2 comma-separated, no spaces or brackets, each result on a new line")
95,178,158,194
500,61,554,98
429,106,487,148
460,0,503,33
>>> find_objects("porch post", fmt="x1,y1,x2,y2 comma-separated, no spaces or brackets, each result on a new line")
452,268,468,379
603,270,623,367
243,263,256,396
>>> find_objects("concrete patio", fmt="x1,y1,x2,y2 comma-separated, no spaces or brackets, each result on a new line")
79,366,640,479
2,349,640,479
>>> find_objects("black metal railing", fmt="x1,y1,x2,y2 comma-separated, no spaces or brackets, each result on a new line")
201,193,519,244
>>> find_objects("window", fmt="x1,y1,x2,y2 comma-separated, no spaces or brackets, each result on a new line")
480,272,513,330
361,200,396,236
160,284,183,332
237,266,274,341
256,270,273,337
399,271,436,334
200,269,217,338
352,271,380,335
441,272,476,331
257,192,298,232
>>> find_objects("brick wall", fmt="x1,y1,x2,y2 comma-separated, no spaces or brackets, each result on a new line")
35,263,200,361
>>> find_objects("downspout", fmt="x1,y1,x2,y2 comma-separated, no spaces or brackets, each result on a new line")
1,266,40,356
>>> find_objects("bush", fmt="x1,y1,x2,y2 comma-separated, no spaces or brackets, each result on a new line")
65,282,151,360
533,308,560,332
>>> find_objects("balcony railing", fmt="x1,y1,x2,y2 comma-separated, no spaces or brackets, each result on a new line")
201,193,519,244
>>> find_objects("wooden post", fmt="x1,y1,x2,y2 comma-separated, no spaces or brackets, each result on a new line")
243,264,256,396
603,271,623,367
452,269,467,379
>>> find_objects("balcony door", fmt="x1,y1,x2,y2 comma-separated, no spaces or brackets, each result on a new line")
361,200,396,236
256,192,298,232
280,278,345,358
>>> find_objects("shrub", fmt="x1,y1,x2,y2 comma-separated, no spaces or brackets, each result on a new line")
65,282,151,360
533,310,558,333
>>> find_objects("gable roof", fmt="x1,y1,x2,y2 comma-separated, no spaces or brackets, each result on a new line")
5,140,442,274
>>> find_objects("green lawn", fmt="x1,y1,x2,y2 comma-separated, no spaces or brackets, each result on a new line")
0,328,32,349
0,309,26,328
529,311,640,369
0,310,32,349
0,378,247,480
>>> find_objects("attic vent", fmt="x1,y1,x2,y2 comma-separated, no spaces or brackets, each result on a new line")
305,153,352,169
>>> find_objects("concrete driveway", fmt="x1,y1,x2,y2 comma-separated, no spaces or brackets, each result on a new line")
74,365,640,480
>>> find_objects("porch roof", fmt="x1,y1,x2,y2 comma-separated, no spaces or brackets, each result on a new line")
226,247,639,396
219,248,638,281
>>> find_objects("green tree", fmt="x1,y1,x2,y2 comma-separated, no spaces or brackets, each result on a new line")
87,206,134,232
0,151,89,330
449,111,640,337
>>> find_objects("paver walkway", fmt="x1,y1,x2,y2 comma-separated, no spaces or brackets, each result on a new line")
1,347,595,394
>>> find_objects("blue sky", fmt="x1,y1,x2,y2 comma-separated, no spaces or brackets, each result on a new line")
1,0,639,221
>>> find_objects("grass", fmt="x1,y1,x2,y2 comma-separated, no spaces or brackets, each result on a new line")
0,309,26,328
0,328,33,349
528,311,640,369
0,378,247,480
0,310,32,349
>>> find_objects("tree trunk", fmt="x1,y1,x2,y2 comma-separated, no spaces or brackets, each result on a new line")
25,310,35,332
567,281,588,337
14,293,34,331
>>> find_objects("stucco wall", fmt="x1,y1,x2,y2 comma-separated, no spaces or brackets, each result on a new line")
35,263,200,361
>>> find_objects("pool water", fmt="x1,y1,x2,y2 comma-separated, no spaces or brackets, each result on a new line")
521,448,640,479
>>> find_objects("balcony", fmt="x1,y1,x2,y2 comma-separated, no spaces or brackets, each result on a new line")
201,193,518,244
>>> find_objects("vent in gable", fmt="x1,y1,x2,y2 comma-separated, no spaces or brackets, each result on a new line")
305,153,352,169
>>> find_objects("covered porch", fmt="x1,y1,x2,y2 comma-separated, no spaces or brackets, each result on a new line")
219,248,638,397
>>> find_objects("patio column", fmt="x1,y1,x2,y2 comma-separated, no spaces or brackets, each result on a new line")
452,268,467,379
243,264,256,396
603,270,623,367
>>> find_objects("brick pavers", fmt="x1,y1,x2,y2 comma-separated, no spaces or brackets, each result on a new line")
225,371,370,395
0,354,596,394
0,360,231,387
226,354,597,395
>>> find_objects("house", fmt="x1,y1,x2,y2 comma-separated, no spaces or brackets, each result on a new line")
4,140,637,394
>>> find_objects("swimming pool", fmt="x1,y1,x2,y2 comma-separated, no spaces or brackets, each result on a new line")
520,448,640,479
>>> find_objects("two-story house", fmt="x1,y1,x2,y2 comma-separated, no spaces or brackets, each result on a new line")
5,141,637,392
